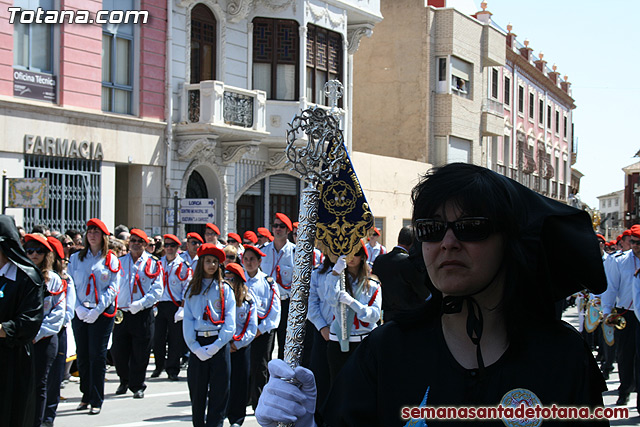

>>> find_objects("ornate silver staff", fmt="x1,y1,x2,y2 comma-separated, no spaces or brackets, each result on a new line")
282,80,347,370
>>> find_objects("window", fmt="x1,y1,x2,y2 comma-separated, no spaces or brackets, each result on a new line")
504,76,510,106
608,199,612,208
563,115,568,138
547,105,551,128
555,110,560,134
306,24,342,105
102,0,134,114
491,68,499,99
538,99,544,125
13,1,54,73
503,136,510,167
450,56,471,98
528,93,534,119
191,4,217,83
517,86,524,113
438,58,446,82
615,198,619,207
253,18,299,101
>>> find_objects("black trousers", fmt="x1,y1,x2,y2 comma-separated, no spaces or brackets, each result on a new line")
33,335,58,427
276,298,290,359
326,340,361,384
153,302,185,376
249,330,275,410
187,337,230,427
309,327,330,409
112,308,154,392
228,344,251,425
72,311,114,407
44,326,67,424
614,309,638,397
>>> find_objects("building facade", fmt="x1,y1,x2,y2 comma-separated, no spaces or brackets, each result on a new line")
597,189,624,239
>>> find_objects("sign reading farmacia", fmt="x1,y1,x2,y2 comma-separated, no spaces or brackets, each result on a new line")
24,134,104,161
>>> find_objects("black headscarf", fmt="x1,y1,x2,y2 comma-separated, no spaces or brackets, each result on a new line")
0,215,43,286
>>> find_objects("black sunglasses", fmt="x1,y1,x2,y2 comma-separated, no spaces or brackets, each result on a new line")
414,217,493,242
25,247,49,255
164,242,179,248
272,223,287,229
129,238,145,244
630,239,640,245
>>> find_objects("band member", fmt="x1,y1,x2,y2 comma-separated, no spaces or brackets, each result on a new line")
243,245,281,410
365,227,386,265
113,229,163,399
243,231,259,246
204,223,224,248
43,236,76,426
262,213,295,359
183,232,203,270
224,262,258,427
152,234,192,381
183,243,236,427
0,215,44,427
24,234,66,427
69,218,121,414
227,233,244,257
256,227,273,249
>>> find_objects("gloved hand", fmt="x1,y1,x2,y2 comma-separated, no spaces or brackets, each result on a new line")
174,306,184,323
84,308,101,324
332,255,347,275
192,347,210,362
204,343,221,357
338,290,356,306
129,300,144,314
255,359,317,427
75,306,90,321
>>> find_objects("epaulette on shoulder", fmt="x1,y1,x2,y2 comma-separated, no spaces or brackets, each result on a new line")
151,255,160,261
615,252,625,258
368,277,381,285
266,276,275,284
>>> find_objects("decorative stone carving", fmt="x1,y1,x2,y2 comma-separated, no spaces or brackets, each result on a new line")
263,0,296,13
306,1,344,28
347,24,374,55
221,144,257,164
178,137,218,161
268,149,288,169
227,0,252,23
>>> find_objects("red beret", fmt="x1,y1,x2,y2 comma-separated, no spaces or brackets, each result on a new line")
243,245,266,258
630,225,640,239
243,231,258,244
87,218,109,235
360,238,368,259
257,227,274,242
224,262,247,282
228,232,242,244
47,236,65,259
130,228,149,244
206,223,221,235
372,227,381,236
608,241,616,246
595,234,606,242
163,234,181,246
275,213,293,232
293,221,299,229
616,234,623,242
623,229,633,237
187,232,204,244
197,243,226,262
24,234,53,252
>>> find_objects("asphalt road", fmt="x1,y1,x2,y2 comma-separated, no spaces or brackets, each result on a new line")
52,304,639,426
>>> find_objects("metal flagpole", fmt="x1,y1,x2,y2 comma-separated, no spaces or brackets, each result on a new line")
281,80,347,372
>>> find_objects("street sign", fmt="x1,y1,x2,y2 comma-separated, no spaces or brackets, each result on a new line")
180,198,216,224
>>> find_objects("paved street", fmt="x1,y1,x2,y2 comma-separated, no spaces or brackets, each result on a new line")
53,303,639,426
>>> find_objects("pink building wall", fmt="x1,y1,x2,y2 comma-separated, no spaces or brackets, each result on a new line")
139,0,166,119
0,0,14,96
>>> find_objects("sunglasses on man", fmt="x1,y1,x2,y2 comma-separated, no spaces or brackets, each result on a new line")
272,223,288,229
414,217,493,242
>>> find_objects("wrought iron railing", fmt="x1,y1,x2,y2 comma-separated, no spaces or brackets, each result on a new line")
223,91,253,127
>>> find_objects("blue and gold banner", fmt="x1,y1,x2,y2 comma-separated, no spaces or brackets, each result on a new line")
316,141,373,261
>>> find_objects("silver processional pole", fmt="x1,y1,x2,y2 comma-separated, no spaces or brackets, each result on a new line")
282,80,347,371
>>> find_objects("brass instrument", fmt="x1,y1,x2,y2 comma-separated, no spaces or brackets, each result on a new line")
605,309,627,330
114,309,124,325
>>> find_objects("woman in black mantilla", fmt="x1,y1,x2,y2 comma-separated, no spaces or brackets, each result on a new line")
256,163,610,427
0,215,45,427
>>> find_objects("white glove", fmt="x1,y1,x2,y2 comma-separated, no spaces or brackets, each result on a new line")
174,306,184,323
129,300,144,314
332,255,347,275
338,290,356,306
84,308,101,324
255,359,317,427
193,347,210,362
75,306,90,321
204,343,221,357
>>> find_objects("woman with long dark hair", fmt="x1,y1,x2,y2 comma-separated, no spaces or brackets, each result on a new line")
183,243,236,427
24,234,65,427
256,163,609,426
68,218,120,415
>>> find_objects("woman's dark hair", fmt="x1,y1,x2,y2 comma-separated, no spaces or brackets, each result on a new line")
225,262,248,307
318,255,335,275
78,231,109,261
411,163,555,341
188,254,223,298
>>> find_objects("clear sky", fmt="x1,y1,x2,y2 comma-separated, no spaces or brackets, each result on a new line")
449,0,639,208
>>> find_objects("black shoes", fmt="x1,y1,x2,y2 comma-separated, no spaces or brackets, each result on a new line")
115,383,128,395
89,406,101,415
616,393,629,406
133,389,145,399
151,368,162,378
168,374,179,381
76,402,89,411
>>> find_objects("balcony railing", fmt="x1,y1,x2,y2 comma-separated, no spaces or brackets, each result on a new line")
481,98,504,116
180,80,266,133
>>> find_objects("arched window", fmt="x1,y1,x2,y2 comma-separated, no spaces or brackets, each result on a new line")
191,4,216,83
